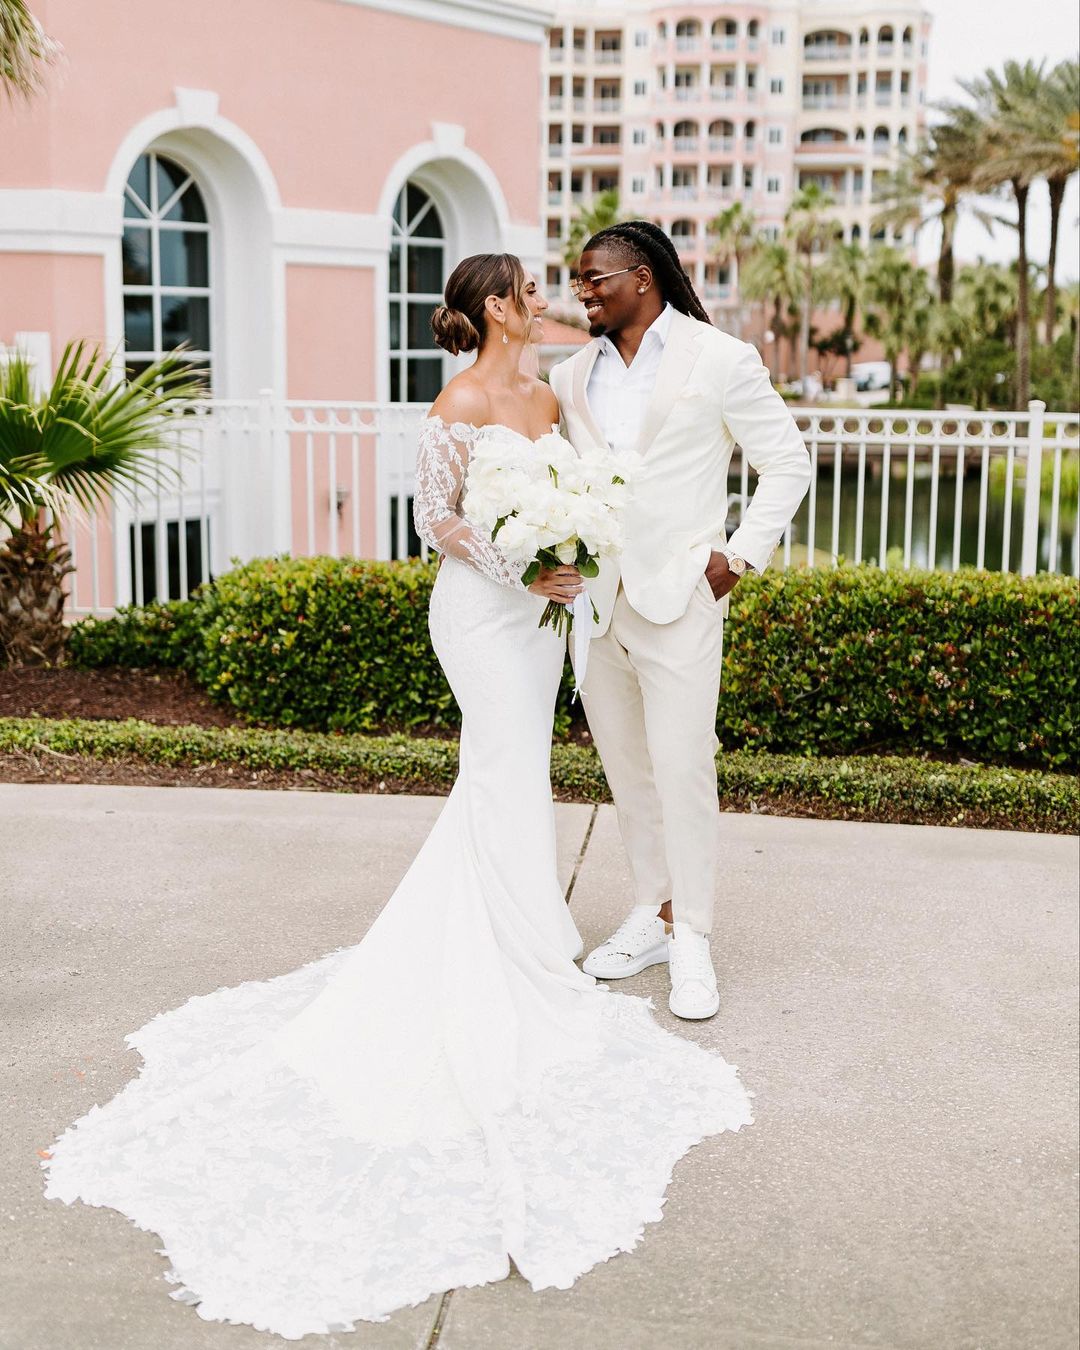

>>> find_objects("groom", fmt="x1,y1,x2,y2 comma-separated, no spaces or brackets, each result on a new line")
550,221,811,1020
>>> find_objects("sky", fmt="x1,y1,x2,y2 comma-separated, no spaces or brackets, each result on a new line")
918,0,1079,282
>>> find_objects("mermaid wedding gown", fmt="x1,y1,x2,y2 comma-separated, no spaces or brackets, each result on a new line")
44,417,752,1340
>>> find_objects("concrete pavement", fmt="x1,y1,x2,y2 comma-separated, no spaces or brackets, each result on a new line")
1,783,1077,1350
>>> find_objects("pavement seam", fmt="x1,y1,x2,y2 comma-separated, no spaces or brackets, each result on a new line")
423,1288,454,1348
563,803,599,909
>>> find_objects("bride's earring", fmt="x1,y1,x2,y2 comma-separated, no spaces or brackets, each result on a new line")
502,328,509,345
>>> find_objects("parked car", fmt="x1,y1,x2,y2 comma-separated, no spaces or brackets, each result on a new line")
852,361,892,392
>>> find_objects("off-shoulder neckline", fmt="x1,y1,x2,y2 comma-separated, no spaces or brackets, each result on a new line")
421,414,561,446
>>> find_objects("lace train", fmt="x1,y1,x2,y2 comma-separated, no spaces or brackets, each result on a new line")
45,949,751,1339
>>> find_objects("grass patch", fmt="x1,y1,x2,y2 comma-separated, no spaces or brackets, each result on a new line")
1,716,1075,834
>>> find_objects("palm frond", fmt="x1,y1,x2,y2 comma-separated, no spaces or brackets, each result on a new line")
0,0,59,102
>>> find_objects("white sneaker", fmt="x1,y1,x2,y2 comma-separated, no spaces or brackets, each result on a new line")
667,922,720,1020
583,906,670,979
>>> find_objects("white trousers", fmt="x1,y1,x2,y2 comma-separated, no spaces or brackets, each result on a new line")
578,575,724,935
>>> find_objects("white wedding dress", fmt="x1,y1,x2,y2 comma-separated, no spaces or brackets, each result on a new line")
44,417,752,1340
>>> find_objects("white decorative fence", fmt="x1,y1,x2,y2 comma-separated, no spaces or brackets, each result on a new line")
62,398,1080,618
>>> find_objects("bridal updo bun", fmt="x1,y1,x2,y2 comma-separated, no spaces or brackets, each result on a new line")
431,253,532,354
430,305,481,356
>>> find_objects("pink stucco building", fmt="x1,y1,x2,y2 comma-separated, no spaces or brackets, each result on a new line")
1,0,562,610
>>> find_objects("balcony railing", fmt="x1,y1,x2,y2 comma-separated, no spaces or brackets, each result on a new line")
57,401,1080,616
710,86,736,101
595,49,622,64
875,90,893,106
675,36,700,51
804,45,852,60
708,136,734,153
675,87,701,101
802,95,849,109
596,98,621,112
548,97,564,110
548,144,565,157
549,47,565,62
673,136,699,151
712,36,737,51
878,41,895,56
672,185,698,198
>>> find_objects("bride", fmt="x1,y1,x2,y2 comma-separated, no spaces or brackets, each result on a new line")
43,253,752,1340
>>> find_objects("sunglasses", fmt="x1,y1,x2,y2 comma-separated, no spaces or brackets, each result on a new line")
569,268,635,299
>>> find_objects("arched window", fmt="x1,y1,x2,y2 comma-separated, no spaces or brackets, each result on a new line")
873,125,890,149
389,183,446,403
122,151,211,386
851,224,862,241
854,126,866,141
744,119,757,143
878,25,894,49
897,126,909,145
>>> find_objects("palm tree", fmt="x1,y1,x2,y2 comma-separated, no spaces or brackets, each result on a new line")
819,239,866,378
0,0,57,101
739,239,800,381
872,106,994,305
960,60,1048,405
1030,59,1080,342
0,343,201,665
707,202,757,338
562,189,626,271
903,270,937,396
955,259,1018,342
863,247,919,403
784,183,840,387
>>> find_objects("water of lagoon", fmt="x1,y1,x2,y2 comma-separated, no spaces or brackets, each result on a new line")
764,458,1079,575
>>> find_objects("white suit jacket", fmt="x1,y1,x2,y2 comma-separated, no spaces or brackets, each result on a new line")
549,310,811,635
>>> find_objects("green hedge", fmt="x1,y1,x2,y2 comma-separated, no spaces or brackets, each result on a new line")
2,717,1075,833
69,557,1079,767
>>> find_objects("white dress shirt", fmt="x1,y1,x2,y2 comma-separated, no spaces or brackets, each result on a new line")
586,303,674,455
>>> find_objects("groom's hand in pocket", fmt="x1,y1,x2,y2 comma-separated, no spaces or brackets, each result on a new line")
529,566,585,606
705,551,740,602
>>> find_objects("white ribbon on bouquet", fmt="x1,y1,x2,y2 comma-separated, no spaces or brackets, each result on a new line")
571,589,591,702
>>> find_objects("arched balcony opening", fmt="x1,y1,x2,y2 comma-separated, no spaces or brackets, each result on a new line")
872,125,890,151
711,17,738,51
878,25,894,55
708,118,735,152
804,29,853,61
673,119,700,151
675,17,701,51
800,127,849,144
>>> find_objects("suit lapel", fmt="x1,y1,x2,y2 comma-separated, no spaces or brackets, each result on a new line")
570,342,607,447
636,310,706,454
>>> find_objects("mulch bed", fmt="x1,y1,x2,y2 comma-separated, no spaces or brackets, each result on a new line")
0,666,241,729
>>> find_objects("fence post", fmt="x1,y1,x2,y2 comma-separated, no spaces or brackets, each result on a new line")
1020,399,1046,577
259,388,292,555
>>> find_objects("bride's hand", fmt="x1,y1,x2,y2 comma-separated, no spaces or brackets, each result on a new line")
529,565,584,606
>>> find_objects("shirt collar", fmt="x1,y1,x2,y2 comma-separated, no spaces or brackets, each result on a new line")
595,302,675,359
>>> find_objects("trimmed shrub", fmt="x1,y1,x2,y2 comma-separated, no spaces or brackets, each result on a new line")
69,558,1078,766
1,717,1075,833
720,567,1077,767
193,556,456,732
69,597,203,672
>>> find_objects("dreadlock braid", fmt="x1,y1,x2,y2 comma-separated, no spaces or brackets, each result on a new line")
584,220,713,325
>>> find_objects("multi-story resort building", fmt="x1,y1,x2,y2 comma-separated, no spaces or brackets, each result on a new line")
542,1,931,324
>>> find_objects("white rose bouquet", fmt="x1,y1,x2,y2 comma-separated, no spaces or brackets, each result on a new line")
463,430,633,639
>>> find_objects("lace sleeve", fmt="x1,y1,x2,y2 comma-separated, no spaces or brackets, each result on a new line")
413,417,525,590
